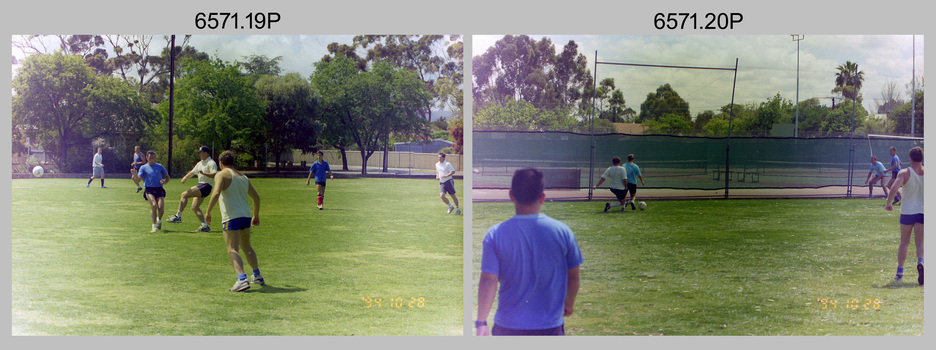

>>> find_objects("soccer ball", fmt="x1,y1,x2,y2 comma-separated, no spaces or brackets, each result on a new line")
638,201,647,210
473,168,480,174
32,165,44,177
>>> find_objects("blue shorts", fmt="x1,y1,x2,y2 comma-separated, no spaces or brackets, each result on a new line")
900,213,924,226
223,217,252,231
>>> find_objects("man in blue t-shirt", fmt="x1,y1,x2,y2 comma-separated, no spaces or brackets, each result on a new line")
883,146,903,204
476,168,583,336
865,155,890,200
133,151,170,232
622,154,646,211
306,151,334,210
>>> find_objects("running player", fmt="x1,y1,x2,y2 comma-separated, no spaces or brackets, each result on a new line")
205,150,264,292
167,146,218,232
133,151,170,233
436,152,460,215
130,145,145,193
87,147,106,188
305,150,334,210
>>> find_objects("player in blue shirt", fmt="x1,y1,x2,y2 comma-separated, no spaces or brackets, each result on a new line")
865,155,890,199
622,154,646,210
133,151,170,232
884,146,903,205
130,145,146,193
476,168,583,336
306,151,334,210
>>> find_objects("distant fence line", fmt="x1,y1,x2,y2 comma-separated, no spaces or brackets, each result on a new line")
473,131,923,199
285,150,462,172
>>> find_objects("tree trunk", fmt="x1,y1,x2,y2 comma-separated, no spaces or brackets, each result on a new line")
382,138,389,172
360,149,368,175
337,146,349,171
274,152,281,173
59,133,68,172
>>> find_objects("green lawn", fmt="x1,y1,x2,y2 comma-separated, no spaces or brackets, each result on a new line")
472,198,923,336
12,177,463,336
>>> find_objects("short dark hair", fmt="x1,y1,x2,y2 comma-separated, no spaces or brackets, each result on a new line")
146,151,156,157
612,157,621,165
438,152,446,158
317,150,324,156
511,168,544,205
219,150,236,166
909,147,923,163
627,154,635,162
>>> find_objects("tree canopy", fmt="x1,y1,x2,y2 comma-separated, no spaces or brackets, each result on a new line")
12,51,157,172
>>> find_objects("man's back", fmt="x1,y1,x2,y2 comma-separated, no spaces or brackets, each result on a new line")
481,213,583,330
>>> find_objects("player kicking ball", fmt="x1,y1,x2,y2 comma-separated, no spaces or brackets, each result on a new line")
205,151,264,292
306,151,334,210
167,146,218,232
593,157,629,212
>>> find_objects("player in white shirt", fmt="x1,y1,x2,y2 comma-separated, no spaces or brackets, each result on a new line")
87,147,106,188
593,157,629,212
436,152,460,215
167,146,218,232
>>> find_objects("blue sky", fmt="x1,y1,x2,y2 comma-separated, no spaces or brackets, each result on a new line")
473,35,924,117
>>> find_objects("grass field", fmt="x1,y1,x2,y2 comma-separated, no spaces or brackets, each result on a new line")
472,198,924,336
12,177,463,336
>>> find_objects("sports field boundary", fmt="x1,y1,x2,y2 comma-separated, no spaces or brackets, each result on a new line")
12,168,463,180
473,185,880,202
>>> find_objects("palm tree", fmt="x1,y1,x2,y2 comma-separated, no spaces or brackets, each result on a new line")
833,61,865,101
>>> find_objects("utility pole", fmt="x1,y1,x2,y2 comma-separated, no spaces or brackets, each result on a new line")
168,35,176,174
791,35,804,138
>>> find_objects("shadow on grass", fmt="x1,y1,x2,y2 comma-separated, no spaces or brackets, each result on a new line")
248,284,308,294
872,281,923,289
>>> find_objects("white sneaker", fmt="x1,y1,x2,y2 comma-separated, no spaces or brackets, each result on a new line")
229,279,250,292
251,274,265,286
167,214,182,223
151,225,158,233
196,224,210,232
447,206,454,214
455,208,461,215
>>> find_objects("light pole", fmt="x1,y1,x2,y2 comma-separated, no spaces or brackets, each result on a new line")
791,34,804,138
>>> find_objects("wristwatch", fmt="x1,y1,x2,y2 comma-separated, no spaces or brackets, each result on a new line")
474,320,487,327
